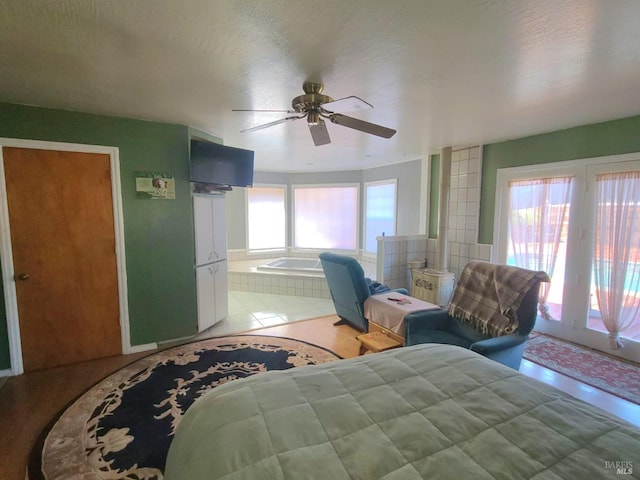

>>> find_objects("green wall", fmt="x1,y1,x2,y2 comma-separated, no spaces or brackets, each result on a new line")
479,114,640,244
0,102,198,369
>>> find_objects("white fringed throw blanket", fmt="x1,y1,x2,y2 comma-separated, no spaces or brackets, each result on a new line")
448,261,550,337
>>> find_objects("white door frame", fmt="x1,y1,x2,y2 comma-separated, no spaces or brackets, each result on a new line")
0,138,134,376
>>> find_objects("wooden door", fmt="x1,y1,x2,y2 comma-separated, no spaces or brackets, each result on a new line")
3,147,121,372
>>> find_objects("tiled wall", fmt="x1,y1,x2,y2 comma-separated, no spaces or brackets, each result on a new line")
376,235,431,290
228,270,331,298
447,146,492,278
449,147,481,245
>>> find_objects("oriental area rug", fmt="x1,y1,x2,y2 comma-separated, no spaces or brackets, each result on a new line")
31,335,341,480
524,333,640,404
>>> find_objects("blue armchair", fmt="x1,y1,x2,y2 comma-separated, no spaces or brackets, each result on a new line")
405,261,549,369
319,252,408,332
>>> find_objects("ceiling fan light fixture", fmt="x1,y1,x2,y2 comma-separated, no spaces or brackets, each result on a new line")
307,111,320,126
234,82,396,146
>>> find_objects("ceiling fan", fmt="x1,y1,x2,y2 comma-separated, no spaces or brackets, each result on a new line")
233,82,396,146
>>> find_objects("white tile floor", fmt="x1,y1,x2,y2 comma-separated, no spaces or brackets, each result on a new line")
196,291,336,339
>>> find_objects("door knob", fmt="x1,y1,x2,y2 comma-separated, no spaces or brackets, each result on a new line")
16,273,30,281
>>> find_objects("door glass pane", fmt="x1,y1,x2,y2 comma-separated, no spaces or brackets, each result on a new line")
589,171,640,342
507,177,573,321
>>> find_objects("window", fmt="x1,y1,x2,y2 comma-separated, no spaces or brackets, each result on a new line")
293,185,359,250
247,185,286,251
364,180,397,253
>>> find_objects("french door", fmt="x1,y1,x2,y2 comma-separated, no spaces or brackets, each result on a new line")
494,153,640,363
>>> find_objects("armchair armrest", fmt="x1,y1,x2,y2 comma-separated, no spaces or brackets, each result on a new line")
470,334,529,355
390,287,408,295
365,277,407,295
404,309,449,345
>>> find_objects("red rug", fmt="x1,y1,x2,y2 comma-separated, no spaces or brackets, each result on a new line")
524,334,640,404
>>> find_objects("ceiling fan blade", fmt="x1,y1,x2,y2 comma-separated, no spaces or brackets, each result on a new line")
309,119,331,146
320,96,372,114
328,113,396,138
241,114,305,133
233,109,296,113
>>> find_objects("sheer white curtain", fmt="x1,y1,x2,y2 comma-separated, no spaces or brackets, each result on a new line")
593,171,640,349
508,177,573,320
247,187,286,251
293,186,358,250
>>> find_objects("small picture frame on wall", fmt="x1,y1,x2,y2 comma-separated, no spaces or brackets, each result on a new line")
135,172,176,200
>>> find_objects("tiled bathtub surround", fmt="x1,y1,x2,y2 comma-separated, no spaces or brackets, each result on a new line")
228,250,376,299
376,235,432,290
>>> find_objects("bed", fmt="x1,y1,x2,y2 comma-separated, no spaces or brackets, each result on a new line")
165,344,640,479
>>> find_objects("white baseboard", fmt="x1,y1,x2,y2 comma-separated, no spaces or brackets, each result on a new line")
126,343,158,354
0,368,13,377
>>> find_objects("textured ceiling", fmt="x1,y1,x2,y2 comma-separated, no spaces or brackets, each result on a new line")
1,0,640,172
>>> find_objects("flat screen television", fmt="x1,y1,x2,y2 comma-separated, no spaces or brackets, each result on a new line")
189,140,254,188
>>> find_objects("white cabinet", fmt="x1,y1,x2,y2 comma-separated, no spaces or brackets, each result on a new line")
194,195,227,266
193,194,228,332
196,261,228,331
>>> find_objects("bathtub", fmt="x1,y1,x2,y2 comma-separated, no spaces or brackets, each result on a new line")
256,257,323,274
228,256,376,298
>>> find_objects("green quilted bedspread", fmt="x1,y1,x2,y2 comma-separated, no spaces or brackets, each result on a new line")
165,344,640,479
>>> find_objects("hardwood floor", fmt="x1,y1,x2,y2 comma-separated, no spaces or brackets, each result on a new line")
1,315,638,480
0,350,151,480
0,316,359,480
